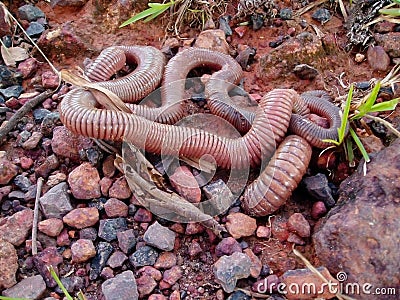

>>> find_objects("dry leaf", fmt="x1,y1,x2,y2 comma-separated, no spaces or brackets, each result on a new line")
1,46,29,67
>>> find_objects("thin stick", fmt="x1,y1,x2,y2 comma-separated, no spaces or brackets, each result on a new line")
0,90,54,144
32,177,44,255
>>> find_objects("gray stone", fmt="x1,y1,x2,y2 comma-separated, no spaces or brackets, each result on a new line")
18,4,45,21
2,275,46,299
129,246,159,267
26,22,45,37
39,182,73,218
102,270,138,300
213,252,252,293
90,242,113,280
0,85,23,99
98,218,128,242
143,221,175,251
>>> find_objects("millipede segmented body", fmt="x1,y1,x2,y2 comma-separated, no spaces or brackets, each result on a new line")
60,46,345,217
242,135,312,216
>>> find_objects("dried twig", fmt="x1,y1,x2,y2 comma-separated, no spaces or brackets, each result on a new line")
32,177,44,255
0,90,54,144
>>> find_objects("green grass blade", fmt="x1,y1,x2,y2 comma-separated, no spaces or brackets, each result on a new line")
379,8,400,16
48,266,74,300
355,81,381,118
144,6,171,22
148,2,174,8
321,139,341,146
349,128,370,163
119,7,161,27
345,137,355,167
369,98,399,112
338,84,353,143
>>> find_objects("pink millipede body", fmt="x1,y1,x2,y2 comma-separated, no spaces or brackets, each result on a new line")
59,46,345,217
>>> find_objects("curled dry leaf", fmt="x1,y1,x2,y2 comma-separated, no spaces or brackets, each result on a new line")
1,46,30,67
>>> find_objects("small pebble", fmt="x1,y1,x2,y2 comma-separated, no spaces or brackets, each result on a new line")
104,198,128,218
107,251,128,268
279,8,292,20
98,218,128,242
90,242,113,280
38,218,63,237
287,213,311,238
226,212,257,239
117,229,137,255
143,221,176,251
367,45,391,71
215,237,242,257
312,8,331,24
26,22,45,37
129,245,159,267
154,252,177,269
63,207,99,229
71,239,96,263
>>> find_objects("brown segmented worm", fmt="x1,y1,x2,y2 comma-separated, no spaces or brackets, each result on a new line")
60,88,302,170
241,135,312,216
60,46,345,217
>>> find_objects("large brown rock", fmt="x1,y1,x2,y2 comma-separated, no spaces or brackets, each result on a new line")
0,239,18,289
313,139,400,300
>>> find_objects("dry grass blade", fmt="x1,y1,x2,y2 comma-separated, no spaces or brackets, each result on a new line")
60,70,131,113
292,247,356,300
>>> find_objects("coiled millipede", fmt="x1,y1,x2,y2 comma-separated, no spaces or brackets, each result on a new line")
60,46,344,216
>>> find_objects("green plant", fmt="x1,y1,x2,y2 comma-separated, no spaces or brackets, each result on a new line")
120,0,227,34
0,297,30,300
48,266,87,300
120,1,175,27
323,78,400,169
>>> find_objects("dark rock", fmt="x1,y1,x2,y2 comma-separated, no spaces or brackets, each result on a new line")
41,112,60,136
312,8,331,24
26,22,45,37
235,46,256,69
293,64,319,80
129,245,159,267
143,221,176,251
18,4,45,21
13,174,31,192
0,85,23,99
2,274,46,299
302,173,336,207
0,208,33,246
0,240,18,289
117,229,137,255
355,81,371,90
227,291,251,300
39,182,73,218
33,247,63,287
0,65,22,88
33,108,51,123
367,45,391,71
90,242,113,280
102,270,139,300
98,218,127,242
279,8,292,20
218,16,232,36
213,252,251,293
313,139,400,299
251,14,264,30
